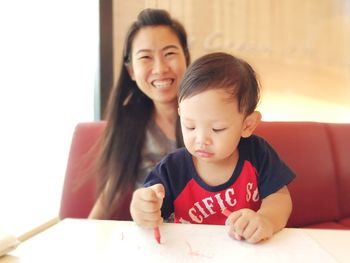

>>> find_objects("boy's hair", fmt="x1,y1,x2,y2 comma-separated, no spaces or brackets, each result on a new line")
178,52,260,115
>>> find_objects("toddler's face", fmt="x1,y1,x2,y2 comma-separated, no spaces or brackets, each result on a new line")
178,89,246,164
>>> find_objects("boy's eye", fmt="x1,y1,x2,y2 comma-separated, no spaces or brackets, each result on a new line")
213,128,226,132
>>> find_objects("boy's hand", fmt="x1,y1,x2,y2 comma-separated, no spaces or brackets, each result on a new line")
130,184,165,228
226,208,274,244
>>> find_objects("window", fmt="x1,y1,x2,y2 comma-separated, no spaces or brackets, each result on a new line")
0,0,99,236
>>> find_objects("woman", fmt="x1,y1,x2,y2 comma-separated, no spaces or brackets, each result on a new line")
89,8,190,219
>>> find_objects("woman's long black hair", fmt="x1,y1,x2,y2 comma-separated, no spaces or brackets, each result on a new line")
96,8,190,219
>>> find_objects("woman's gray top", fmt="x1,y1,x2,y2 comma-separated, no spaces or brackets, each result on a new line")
136,118,176,187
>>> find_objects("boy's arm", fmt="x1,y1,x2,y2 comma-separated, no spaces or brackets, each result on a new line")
257,186,293,233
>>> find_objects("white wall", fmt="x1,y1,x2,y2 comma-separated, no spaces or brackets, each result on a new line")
114,1,350,123
0,1,98,236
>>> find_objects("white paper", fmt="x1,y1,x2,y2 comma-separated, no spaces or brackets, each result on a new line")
8,220,338,263
100,223,337,263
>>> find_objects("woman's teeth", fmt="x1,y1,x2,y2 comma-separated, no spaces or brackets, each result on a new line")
153,79,173,89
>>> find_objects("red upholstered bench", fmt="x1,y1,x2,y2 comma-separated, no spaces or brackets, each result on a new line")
60,121,350,229
255,122,350,229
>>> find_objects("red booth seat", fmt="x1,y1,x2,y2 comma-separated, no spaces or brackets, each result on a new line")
60,121,350,229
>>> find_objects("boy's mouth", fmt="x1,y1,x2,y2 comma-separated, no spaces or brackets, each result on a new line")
195,150,214,158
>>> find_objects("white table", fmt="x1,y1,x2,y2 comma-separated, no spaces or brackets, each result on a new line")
1,219,349,263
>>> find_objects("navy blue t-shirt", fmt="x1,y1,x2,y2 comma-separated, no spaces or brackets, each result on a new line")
144,135,295,225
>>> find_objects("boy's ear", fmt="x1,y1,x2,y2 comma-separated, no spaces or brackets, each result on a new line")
177,107,181,116
241,111,262,138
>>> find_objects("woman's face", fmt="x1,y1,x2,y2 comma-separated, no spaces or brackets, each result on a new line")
128,26,187,108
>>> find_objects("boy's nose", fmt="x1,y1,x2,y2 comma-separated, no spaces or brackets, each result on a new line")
196,132,211,146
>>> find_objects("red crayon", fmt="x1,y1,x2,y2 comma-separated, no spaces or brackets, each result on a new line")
221,207,232,217
154,227,161,244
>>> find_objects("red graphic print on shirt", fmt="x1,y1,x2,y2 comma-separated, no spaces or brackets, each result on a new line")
173,161,261,225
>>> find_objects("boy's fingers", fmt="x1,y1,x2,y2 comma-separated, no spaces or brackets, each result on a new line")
228,210,243,224
130,185,165,227
136,198,160,213
149,183,165,199
136,185,163,202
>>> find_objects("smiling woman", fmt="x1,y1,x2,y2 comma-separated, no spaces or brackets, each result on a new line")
0,0,98,237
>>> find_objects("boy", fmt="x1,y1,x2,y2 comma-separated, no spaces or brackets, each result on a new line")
130,52,295,243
